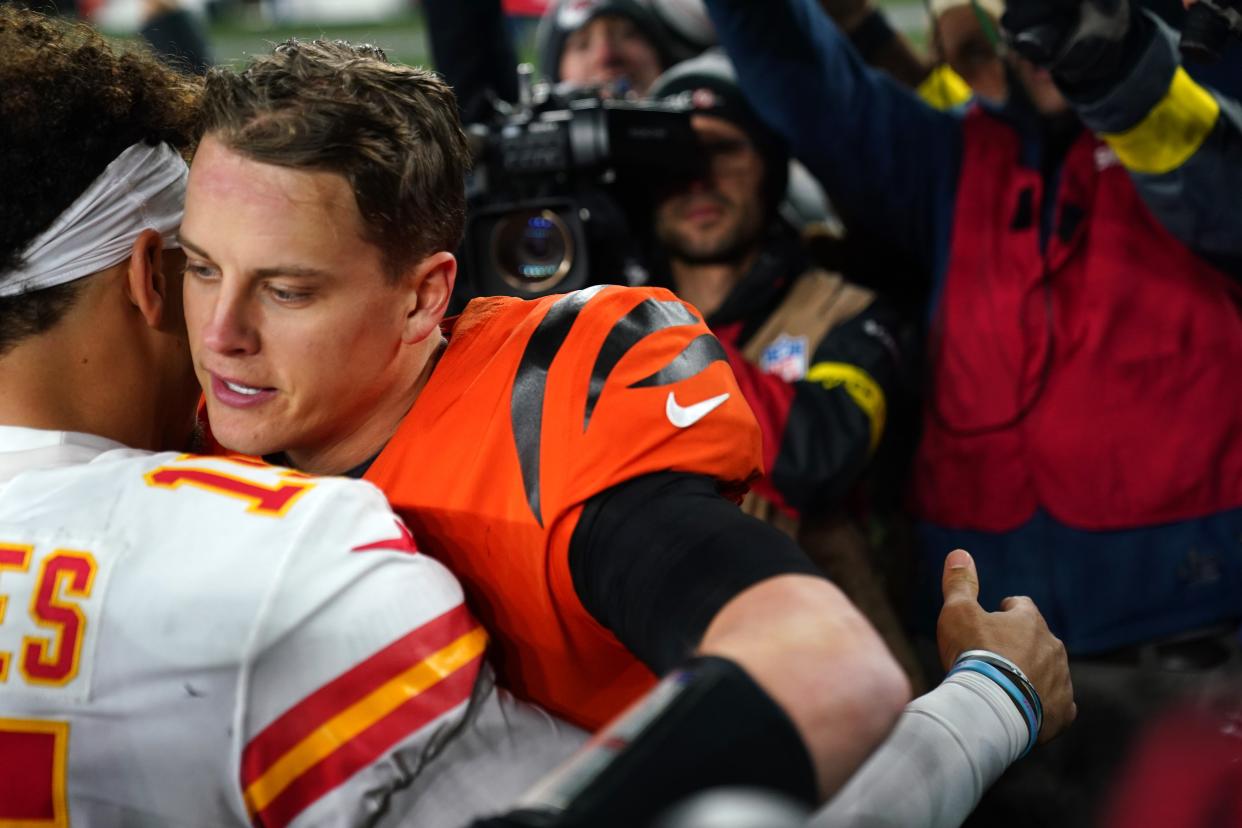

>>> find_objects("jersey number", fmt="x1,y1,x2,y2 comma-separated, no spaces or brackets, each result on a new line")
0,544,97,687
144,461,312,517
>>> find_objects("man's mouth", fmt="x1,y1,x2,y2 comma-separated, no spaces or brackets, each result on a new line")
223,379,262,396
684,203,725,223
209,372,277,408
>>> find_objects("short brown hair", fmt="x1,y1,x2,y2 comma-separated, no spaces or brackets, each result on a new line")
0,7,201,355
200,40,471,279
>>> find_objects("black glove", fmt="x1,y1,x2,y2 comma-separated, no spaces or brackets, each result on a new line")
1001,0,1137,88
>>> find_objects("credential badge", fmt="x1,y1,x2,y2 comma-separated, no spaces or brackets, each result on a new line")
760,334,809,382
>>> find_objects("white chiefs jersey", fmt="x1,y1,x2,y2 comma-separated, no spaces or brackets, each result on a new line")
0,427,585,828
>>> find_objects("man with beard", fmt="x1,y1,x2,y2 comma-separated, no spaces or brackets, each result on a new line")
650,51,904,522
646,51,924,686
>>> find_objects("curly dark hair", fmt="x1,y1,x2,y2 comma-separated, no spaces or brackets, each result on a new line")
200,39,471,280
0,6,200,355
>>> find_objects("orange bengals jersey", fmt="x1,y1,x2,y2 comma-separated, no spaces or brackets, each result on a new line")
364,285,764,730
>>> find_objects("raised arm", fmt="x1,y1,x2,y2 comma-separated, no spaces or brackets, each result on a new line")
1003,0,1242,270
1082,17,1242,270
703,0,963,273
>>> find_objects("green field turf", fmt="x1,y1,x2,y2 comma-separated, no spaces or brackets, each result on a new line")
203,10,432,67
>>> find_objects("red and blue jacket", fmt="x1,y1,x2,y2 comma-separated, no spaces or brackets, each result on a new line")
704,0,1242,652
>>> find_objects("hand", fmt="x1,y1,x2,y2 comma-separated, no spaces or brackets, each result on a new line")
1001,0,1133,87
936,549,1076,743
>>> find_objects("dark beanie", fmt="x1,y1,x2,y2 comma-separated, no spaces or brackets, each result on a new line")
648,50,790,210
536,0,681,84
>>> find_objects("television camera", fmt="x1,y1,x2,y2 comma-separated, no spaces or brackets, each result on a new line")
461,69,705,300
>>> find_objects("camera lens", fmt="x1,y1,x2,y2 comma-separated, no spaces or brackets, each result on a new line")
492,209,575,294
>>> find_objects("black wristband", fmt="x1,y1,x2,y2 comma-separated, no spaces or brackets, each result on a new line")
495,655,819,828
849,9,897,62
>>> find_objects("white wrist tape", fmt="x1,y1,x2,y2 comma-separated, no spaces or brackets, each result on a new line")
811,670,1027,828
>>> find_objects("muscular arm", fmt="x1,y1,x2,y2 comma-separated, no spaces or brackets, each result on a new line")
700,574,911,798
571,473,910,798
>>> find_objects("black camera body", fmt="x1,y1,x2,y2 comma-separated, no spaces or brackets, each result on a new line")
463,89,703,300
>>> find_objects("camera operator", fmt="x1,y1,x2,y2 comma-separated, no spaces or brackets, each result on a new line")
646,51,925,688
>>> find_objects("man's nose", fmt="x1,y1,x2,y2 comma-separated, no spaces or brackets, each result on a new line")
201,289,259,357
589,32,623,66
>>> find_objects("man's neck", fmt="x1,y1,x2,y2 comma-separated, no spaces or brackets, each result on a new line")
669,250,758,319
0,275,164,451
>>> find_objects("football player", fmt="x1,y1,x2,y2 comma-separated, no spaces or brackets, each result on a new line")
0,10,582,826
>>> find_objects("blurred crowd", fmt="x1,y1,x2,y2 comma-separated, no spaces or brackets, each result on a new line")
428,2,1242,822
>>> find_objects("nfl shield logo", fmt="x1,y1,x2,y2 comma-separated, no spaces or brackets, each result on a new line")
760,334,809,382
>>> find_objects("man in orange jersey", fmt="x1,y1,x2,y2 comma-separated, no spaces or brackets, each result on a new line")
183,38,1074,811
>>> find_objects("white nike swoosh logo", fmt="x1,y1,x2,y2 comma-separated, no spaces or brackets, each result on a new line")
666,391,731,428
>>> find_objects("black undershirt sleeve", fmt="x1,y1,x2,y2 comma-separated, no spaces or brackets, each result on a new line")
569,472,824,674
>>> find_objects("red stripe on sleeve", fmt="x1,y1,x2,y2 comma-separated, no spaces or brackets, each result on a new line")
241,603,477,790
252,653,482,828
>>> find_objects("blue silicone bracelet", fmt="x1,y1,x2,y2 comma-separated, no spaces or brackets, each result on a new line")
948,659,1039,757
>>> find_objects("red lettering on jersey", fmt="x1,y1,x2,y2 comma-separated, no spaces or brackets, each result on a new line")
0,718,68,825
0,544,32,682
21,552,95,686
145,467,311,516
350,520,419,556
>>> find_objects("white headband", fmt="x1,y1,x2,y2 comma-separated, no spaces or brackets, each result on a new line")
0,142,188,299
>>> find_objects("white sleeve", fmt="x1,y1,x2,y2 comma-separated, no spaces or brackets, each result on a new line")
232,476,488,828
810,671,1029,828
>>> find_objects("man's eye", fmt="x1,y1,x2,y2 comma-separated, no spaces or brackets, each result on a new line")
269,285,310,303
184,263,217,279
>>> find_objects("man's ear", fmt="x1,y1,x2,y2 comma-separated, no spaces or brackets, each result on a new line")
125,229,167,331
402,251,458,344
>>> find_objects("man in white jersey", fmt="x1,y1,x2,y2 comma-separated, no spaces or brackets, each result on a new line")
0,10,584,827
